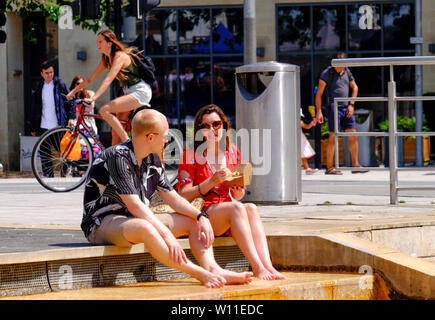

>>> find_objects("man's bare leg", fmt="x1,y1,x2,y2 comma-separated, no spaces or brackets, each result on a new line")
326,132,336,169
121,218,226,288
346,129,360,166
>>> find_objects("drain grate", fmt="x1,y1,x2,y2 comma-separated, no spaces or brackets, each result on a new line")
1,245,249,296
47,257,100,291
0,262,50,297
99,253,156,286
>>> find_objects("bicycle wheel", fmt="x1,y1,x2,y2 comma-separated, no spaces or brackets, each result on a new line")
31,127,94,192
163,129,184,186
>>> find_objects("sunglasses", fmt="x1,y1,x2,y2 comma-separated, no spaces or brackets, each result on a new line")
199,120,223,130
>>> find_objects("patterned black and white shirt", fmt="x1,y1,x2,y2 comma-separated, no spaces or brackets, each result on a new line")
81,139,173,238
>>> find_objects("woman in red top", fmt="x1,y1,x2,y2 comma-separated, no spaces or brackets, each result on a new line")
177,104,285,280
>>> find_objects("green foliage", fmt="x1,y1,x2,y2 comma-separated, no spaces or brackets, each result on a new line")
321,120,330,139
377,116,430,133
3,0,124,40
5,1,61,19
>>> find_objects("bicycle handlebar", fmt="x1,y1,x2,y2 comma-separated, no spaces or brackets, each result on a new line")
61,93,91,106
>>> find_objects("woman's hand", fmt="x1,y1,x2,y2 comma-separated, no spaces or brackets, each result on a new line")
210,168,232,186
65,91,75,100
230,186,246,201
84,97,96,105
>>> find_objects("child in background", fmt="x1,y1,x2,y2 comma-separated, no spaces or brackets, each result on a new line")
301,108,317,174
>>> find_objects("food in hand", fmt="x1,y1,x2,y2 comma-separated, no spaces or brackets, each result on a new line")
223,167,233,179
224,163,252,187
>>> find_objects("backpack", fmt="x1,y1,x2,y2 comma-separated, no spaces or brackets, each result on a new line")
131,48,157,89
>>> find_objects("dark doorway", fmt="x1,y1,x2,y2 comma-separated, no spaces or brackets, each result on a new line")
23,14,59,135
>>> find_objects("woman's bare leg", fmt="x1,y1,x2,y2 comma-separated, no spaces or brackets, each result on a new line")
244,203,286,280
208,202,275,280
111,111,131,145
99,95,141,144
168,213,252,285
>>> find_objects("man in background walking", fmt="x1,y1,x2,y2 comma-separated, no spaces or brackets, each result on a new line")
315,52,366,174
30,61,74,177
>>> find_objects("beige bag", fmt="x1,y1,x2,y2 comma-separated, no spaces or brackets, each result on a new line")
149,192,204,213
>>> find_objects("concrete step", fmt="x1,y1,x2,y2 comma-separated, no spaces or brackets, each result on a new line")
0,271,377,300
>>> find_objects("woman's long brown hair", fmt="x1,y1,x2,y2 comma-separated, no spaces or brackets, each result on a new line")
97,29,140,83
193,104,231,154
69,75,90,99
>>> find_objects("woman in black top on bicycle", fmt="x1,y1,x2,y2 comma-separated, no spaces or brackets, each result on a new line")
67,29,151,145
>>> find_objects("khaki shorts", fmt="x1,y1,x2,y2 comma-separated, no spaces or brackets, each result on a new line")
87,212,175,247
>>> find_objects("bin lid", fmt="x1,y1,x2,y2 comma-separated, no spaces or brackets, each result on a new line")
354,108,370,115
235,61,299,73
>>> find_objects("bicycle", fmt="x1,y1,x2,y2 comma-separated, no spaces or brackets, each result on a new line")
31,97,184,192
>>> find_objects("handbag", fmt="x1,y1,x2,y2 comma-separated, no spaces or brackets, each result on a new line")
60,131,82,161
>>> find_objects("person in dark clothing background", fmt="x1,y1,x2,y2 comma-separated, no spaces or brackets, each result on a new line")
30,61,74,177
30,61,74,136
315,52,366,175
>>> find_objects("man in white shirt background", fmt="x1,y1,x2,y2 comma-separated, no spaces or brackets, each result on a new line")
30,61,74,177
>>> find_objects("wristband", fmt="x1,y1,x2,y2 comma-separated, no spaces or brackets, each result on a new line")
197,210,209,221
349,103,354,106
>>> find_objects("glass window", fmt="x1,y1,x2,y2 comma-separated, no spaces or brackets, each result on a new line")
212,8,244,53
141,6,243,130
212,56,243,124
384,51,415,99
348,4,381,51
179,9,211,54
280,55,312,111
313,6,345,51
313,54,333,88
146,9,177,55
179,58,212,119
347,53,383,96
150,58,178,124
278,6,311,52
383,4,414,50
348,53,385,125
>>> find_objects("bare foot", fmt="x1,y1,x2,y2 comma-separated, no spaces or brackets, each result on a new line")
253,268,275,280
211,267,253,285
197,271,226,288
262,264,286,280
268,268,286,280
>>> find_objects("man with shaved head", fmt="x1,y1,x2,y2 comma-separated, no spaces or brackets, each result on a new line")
81,109,252,288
